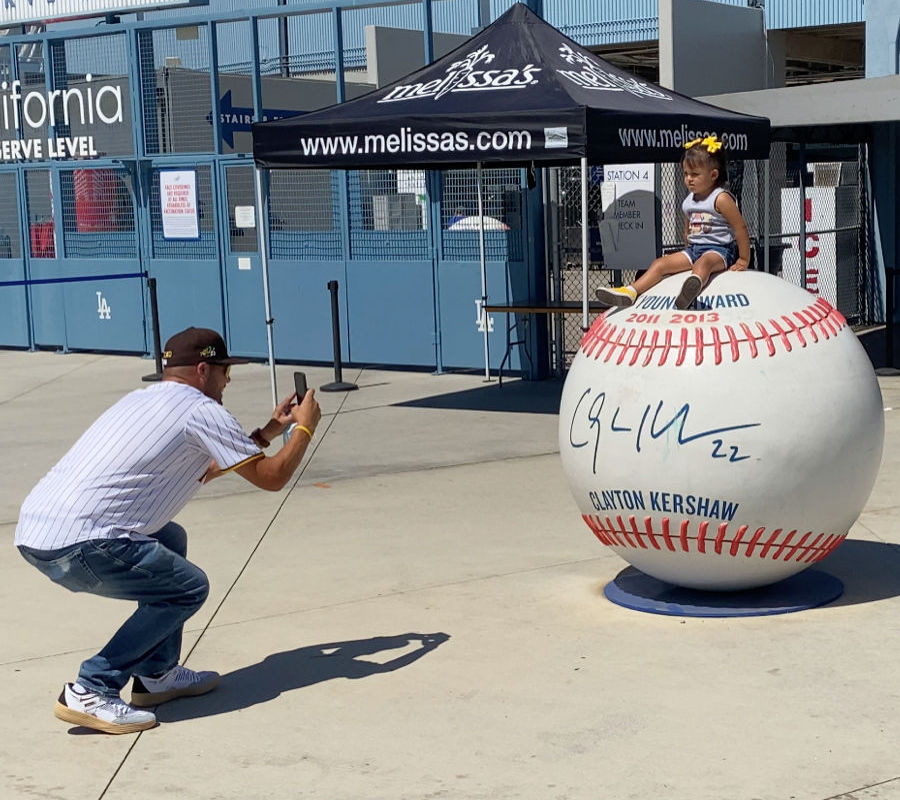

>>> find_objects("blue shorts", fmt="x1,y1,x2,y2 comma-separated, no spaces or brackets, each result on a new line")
682,242,737,268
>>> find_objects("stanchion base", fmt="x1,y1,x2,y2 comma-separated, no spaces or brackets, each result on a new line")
141,373,162,383
604,566,843,618
320,381,358,392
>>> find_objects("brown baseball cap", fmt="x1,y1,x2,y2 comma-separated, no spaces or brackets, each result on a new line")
162,327,250,368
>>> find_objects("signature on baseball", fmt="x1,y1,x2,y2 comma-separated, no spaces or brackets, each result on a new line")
567,388,761,473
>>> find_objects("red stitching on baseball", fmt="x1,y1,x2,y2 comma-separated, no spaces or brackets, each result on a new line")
770,530,796,559
800,532,825,562
783,531,812,561
604,515,623,547
804,533,832,563
618,329,635,366
641,516,661,550
605,328,624,363
616,515,637,548
724,324,739,361
676,327,688,366
779,314,804,348
758,529,782,558
581,517,846,563
711,326,723,365
643,330,659,367
660,329,674,366
744,527,765,557
797,309,819,343
757,322,776,356
769,318,791,352
697,520,709,553
631,330,647,367
679,519,689,552
626,515,647,549
582,298,845,366
729,524,749,556
660,517,675,552
740,322,759,358
583,514,603,543
714,522,728,554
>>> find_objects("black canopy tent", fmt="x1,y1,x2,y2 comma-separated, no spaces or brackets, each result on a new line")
251,3,770,387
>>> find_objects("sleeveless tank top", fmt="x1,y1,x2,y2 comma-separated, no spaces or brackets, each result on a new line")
682,186,735,247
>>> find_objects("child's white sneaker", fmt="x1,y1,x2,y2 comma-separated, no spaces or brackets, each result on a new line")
54,682,157,734
131,665,220,707
595,285,637,307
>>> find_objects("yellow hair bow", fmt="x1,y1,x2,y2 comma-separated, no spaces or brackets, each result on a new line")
684,135,723,153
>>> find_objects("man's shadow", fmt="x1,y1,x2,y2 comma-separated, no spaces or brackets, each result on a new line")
156,632,449,722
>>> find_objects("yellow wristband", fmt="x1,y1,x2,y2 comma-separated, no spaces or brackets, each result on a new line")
294,424,313,439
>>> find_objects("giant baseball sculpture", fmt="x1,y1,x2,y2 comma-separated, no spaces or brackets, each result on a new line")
559,271,884,591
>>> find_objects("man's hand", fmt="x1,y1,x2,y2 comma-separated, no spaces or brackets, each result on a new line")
258,393,301,444
291,389,322,433
272,394,295,428
730,257,750,272
235,389,322,492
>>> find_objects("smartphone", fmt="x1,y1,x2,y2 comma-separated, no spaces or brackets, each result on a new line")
293,371,308,402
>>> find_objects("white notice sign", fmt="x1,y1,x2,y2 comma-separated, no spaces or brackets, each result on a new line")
160,170,199,240
235,205,256,228
598,163,657,271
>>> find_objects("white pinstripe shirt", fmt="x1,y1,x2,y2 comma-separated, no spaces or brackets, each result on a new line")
15,381,262,550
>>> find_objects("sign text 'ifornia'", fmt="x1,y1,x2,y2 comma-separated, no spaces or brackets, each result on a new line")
0,75,123,132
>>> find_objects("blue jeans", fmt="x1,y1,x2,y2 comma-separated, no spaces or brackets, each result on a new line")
683,242,738,268
18,522,209,697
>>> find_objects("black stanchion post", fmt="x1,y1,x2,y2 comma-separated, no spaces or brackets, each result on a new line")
887,267,897,368
887,266,896,368
142,276,164,383
320,279,358,392
877,266,899,375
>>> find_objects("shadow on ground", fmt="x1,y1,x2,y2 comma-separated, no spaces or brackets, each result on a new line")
156,632,450,723
819,539,900,607
394,378,562,414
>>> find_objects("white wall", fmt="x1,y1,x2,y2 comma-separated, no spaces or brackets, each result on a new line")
658,0,767,95
866,0,900,78
366,25,471,88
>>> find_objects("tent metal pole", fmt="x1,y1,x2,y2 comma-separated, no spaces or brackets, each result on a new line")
547,167,563,376
581,156,589,330
254,165,278,408
476,162,491,381
764,157,770,273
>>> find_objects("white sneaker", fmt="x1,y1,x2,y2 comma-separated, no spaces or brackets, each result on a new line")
54,682,157,734
131,665,220,707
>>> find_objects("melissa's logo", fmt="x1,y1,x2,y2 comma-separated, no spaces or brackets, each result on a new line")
556,43,671,100
378,45,541,104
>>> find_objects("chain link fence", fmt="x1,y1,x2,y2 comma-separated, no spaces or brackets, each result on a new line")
547,143,875,373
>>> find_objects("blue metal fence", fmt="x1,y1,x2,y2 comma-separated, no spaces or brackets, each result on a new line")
0,0,873,370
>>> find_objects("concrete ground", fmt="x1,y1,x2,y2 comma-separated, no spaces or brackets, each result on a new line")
1,349,898,800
